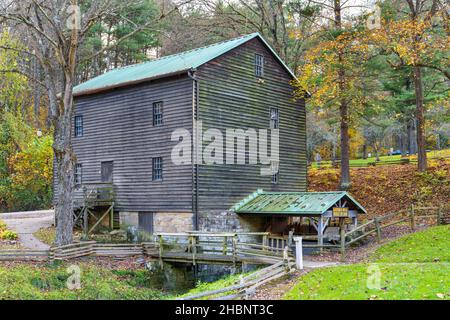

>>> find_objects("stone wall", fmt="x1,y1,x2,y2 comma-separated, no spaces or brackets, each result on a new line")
198,210,268,233
153,212,194,233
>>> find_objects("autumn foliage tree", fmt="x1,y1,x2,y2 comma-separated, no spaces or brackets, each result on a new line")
371,0,449,171
294,28,373,189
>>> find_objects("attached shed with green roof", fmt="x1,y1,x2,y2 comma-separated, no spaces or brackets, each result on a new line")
232,190,367,245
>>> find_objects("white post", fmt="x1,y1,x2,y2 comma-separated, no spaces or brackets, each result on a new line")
294,236,304,270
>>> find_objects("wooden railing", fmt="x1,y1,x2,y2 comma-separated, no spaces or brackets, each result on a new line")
310,155,450,169
178,256,295,300
339,204,448,260
154,232,294,267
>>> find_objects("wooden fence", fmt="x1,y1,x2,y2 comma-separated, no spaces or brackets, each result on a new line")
0,241,158,261
178,248,296,300
0,232,294,265
339,204,448,260
310,155,449,169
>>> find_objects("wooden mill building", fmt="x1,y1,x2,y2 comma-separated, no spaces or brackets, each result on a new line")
57,33,308,235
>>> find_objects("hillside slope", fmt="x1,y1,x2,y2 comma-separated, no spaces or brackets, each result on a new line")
308,160,449,218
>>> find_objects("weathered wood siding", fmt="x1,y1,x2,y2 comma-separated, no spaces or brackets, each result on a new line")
59,75,194,212
195,38,307,212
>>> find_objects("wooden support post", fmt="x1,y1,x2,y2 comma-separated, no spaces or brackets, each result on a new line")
191,236,197,266
158,235,163,269
410,204,416,231
293,237,303,270
317,217,324,251
374,217,381,242
232,235,237,268
262,234,268,251
223,236,227,255
83,207,88,240
340,227,346,261
109,205,114,230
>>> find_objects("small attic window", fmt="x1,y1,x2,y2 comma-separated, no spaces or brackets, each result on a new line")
255,53,264,77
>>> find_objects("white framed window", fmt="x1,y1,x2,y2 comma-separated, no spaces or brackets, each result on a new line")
74,163,82,186
153,101,163,126
255,53,264,77
152,157,163,181
270,107,279,129
74,115,83,137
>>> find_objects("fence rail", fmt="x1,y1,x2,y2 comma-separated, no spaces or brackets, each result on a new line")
339,204,448,260
178,248,296,300
310,155,449,169
0,232,293,265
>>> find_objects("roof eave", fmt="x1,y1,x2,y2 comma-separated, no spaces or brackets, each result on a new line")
73,69,190,98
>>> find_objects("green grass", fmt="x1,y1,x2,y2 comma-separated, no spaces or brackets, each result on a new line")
33,227,56,246
311,148,450,168
370,225,450,263
175,272,253,300
284,263,449,300
284,226,450,300
0,261,169,300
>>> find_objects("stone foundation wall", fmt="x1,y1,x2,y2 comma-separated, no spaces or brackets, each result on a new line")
153,212,194,233
198,210,268,234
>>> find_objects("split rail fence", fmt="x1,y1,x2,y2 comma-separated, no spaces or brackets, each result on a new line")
339,204,448,260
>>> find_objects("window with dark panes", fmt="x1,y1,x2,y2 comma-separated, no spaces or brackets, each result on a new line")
270,108,279,129
152,101,163,126
74,115,83,137
152,157,163,181
75,163,82,186
271,172,279,184
271,161,279,184
255,53,264,77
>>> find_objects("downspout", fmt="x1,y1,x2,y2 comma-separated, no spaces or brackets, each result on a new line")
188,68,199,230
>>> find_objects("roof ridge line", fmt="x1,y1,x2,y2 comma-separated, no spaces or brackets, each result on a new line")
113,32,259,72
231,188,263,211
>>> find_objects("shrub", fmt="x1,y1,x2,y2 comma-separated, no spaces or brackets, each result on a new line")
0,230,18,240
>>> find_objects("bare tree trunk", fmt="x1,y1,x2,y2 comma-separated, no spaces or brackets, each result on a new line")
334,0,350,190
413,66,427,171
52,74,76,245
339,98,351,189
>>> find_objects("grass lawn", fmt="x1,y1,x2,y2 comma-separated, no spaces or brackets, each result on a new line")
175,272,252,300
284,226,450,300
370,225,450,263
33,227,56,246
0,261,169,300
311,148,450,168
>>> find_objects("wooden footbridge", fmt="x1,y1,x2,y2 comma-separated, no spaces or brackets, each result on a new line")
0,231,296,269
151,232,294,267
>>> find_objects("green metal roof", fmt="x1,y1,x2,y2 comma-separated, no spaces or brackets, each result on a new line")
232,189,367,215
73,32,296,96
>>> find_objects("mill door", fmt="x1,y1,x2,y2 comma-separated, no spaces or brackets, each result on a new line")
100,161,113,200
101,161,113,183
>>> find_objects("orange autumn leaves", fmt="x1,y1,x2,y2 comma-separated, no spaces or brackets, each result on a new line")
293,16,448,108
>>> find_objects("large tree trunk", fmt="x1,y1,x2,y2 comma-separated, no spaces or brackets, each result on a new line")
413,66,427,171
53,75,76,246
334,0,351,190
339,98,351,189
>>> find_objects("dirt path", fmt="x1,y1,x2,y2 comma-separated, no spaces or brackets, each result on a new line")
1,210,54,250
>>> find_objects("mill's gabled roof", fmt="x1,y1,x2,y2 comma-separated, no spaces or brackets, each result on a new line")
232,189,367,215
73,32,296,97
